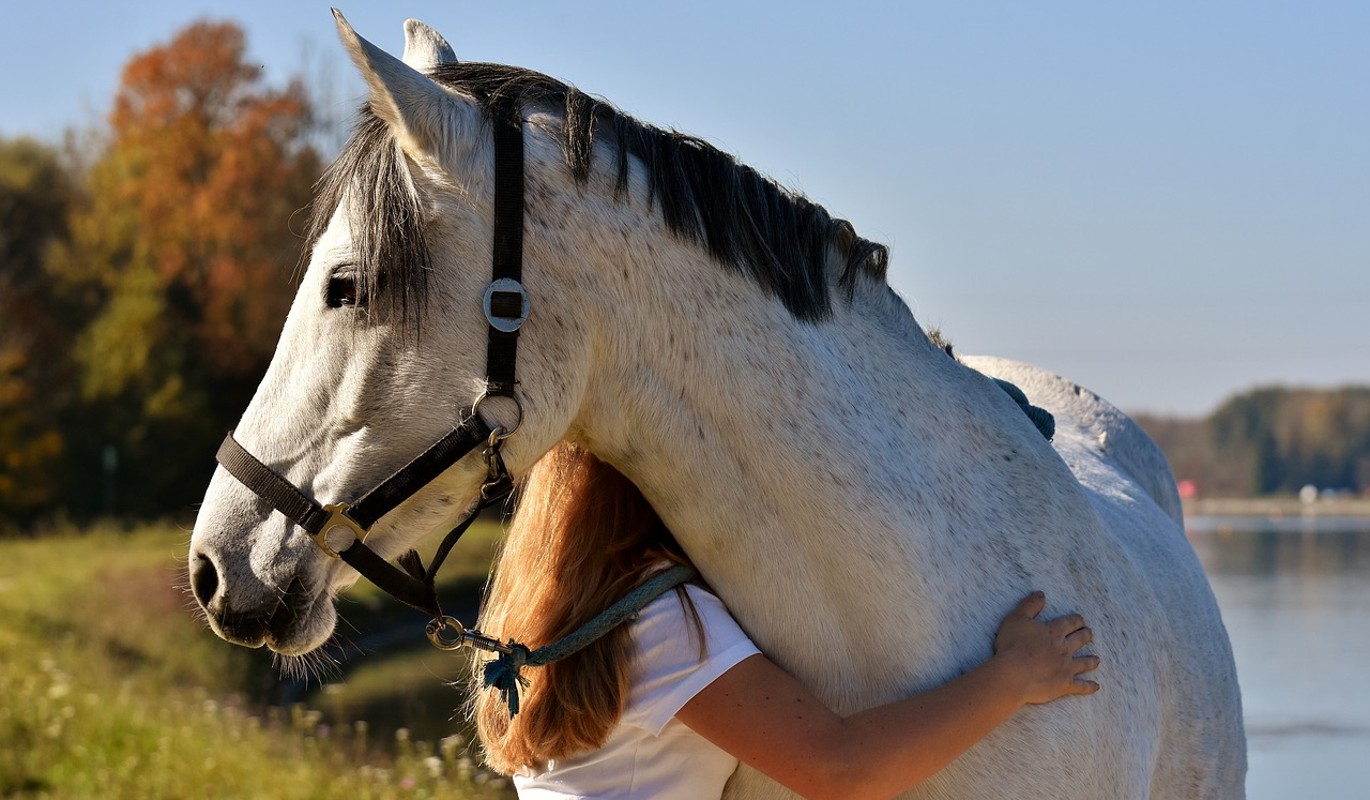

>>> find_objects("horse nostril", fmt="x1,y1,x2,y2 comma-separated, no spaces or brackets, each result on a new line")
190,552,220,609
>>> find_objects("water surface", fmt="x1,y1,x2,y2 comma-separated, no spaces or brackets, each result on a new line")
1187,515,1370,800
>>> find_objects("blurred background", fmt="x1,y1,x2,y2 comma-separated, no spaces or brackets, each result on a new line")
1,3,1365,798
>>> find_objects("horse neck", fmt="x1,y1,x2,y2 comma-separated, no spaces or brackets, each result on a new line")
574,249,1075,668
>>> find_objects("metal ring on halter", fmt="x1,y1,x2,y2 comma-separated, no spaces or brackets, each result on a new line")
472,391,524,441
426,616,467,650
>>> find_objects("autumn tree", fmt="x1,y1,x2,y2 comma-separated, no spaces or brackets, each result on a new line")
51,20,320,517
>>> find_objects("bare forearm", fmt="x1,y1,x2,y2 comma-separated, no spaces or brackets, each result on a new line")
827,657,1026,799
678,595,1098,800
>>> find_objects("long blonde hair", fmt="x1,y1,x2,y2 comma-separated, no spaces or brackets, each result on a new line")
472,441,696,774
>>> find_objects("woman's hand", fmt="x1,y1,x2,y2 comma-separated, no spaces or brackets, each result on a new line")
992,591,1101,706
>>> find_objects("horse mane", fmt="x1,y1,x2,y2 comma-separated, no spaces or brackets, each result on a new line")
307,62,890,325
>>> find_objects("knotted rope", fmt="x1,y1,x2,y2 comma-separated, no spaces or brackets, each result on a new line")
482,564,698,717
994,378,1055,441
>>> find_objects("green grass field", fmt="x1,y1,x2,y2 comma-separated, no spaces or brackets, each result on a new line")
0,522,514,799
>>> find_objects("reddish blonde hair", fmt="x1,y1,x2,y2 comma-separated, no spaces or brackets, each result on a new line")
472,441,695,774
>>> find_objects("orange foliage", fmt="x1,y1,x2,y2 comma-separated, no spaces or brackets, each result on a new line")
92,19,319,377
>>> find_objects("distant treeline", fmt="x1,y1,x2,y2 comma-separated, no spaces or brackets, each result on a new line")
1,22,319,531
1134,386,1370,498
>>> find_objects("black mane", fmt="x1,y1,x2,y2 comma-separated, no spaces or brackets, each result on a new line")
307,61,889,324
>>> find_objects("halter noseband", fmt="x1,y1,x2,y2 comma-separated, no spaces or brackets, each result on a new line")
214,97,529,633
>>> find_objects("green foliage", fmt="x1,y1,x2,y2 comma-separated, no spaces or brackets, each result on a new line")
1137,385,1370,497
0,525,511,799
0,137,77,526
0,137,73,276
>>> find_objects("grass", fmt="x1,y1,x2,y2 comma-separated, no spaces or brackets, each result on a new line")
0,522,514,799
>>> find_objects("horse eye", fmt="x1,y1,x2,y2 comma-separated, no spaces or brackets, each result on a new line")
326,276,361,308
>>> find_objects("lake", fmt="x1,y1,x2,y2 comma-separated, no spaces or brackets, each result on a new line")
1187,515,1370,800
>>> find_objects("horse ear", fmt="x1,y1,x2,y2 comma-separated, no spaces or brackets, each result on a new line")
402,18,457,71
333,10,470,160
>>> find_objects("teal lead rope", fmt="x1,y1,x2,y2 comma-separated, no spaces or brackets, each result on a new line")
482,564,698,717
993,379,1055,441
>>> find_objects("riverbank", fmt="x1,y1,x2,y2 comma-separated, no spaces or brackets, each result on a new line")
1184,496,1370,518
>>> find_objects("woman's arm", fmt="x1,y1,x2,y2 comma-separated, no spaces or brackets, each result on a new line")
675,592,1099,800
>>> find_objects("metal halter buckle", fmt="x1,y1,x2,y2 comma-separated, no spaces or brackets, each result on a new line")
313,503,368,558
483,278,530,333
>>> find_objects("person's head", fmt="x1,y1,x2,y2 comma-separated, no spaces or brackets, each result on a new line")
473,441,694,773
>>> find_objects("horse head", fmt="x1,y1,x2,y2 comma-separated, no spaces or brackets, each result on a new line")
189,14,600,654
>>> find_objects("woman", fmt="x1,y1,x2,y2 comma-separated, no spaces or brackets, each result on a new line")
473,442,1100,800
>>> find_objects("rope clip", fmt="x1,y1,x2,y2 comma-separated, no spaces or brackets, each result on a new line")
426,615,514,654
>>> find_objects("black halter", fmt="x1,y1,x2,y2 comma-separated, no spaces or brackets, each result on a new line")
214,97,530,625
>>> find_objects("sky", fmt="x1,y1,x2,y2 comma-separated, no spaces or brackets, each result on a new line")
2,1,1366,416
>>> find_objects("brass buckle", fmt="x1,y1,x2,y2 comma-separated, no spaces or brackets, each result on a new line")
312,502,368,558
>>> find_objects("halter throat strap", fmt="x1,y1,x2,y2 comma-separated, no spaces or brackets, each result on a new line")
213,99,529,618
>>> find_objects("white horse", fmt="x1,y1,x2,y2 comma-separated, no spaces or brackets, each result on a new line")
190,14,1244,798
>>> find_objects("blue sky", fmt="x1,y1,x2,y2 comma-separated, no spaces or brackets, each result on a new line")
2,1,1365,415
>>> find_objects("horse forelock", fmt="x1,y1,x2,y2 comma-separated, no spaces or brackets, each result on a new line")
307,60,891,325
304,113,432,330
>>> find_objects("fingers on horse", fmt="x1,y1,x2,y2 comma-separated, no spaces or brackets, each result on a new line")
1073,654,1102,675
1049,614,1087,639
1063,625,1094,652
1066,655,1102,695
1013,591,1047,619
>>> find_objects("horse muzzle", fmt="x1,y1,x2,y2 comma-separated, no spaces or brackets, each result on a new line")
189,545,332,654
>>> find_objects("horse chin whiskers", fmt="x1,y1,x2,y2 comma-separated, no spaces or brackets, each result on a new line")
262,573,336,656
273,642,342,686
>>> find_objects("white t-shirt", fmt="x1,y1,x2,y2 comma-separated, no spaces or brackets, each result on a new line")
514,584,761,800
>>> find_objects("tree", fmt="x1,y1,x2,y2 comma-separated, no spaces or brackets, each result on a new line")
50,20,320,518
0,138,76,527
1140,386,1370,498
